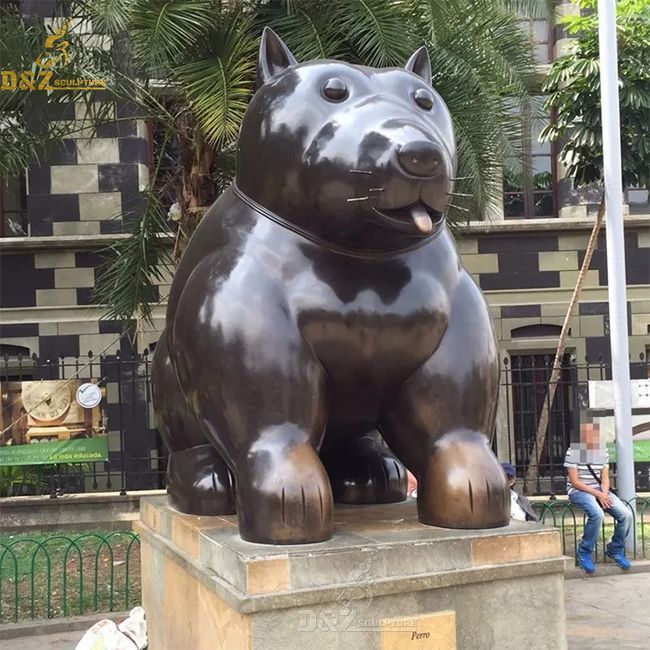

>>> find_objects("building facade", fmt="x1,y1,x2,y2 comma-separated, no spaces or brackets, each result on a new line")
1,0,648,493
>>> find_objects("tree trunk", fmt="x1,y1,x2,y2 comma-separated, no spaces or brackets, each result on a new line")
523,195,606,494
173,116,215,261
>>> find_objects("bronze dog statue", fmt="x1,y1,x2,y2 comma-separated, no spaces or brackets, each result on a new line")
153,27,509,544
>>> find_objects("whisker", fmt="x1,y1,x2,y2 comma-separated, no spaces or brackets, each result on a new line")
447,192,472,197
368,187,385,193
450,176,471,180
349,169,373,175
448,204,470,213
346,196,370,202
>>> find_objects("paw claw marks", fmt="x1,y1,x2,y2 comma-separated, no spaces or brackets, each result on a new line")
368,461,378,490
468,479,474,513
392,460,402,481
278,482,330,533
381,459,390,485
239,444,333,543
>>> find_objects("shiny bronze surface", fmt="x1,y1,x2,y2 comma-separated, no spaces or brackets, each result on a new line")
152,335,236,515
153,27,509,544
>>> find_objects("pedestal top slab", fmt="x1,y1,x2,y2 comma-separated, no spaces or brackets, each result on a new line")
138,495,565,614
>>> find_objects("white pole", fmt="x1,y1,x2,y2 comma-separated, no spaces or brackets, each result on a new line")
597,0,636,549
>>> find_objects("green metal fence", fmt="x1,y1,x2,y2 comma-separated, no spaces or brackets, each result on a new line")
0,531,140,623
533,496,650,562
0,500,648,624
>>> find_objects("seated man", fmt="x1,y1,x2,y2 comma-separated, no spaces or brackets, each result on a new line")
501,463,539,522
564,421,632,574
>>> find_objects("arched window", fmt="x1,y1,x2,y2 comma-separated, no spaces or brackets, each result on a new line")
511,324,564,338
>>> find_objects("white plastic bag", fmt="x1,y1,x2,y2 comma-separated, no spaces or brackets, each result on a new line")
75,607,147,650
118,607,147,649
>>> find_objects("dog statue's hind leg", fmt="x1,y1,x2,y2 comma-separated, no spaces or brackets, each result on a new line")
152,332,236,516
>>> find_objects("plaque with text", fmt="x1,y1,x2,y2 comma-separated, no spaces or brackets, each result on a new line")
381,611,456,649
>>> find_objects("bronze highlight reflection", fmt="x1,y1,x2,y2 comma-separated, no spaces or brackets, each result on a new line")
153,27,509,544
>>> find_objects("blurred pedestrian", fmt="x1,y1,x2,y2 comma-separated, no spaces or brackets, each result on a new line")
565,420,632,574
501,462,539,522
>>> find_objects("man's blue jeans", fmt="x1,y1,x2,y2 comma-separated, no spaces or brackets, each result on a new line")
568,489,632,555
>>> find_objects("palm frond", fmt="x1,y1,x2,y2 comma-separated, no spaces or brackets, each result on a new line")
332,0,416,66
129,0,216,75
263,2,345,61
73,0,134,34
35,0,543,323
173,8,257,147
94,191,173,325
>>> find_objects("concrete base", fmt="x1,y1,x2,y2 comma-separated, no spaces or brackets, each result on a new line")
137,496,567,650
2,490,165,533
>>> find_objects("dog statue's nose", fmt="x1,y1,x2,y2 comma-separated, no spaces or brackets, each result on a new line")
397,141,444,177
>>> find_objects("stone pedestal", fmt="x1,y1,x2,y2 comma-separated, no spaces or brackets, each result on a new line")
137,496,567,650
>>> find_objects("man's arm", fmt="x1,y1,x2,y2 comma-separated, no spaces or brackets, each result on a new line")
600,466,610,495
567,467,612,507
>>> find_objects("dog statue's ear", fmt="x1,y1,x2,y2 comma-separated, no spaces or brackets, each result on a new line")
257,27,297,88
404,46,432,84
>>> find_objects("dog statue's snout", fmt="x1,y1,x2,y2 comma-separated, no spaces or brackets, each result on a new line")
397,141,444,177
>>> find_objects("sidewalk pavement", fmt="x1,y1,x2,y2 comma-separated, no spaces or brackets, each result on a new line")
565,572,650,649
0,630,83,649
0,572,648,649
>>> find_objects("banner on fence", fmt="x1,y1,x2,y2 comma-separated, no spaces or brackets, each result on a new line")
589,379,650,463
0,379,107,466
607,441,650,463
0,436,108,465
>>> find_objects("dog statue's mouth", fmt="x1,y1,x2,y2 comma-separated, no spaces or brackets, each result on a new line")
372,201,444,234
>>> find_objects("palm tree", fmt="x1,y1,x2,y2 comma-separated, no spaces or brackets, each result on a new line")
8,0,545,324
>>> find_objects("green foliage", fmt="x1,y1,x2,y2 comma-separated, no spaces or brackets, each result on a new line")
0,465,47,497
1,0,544,324
88,0,546,325
93,191,173,324
0,4,119,178
172,6,258,149
540,0,650,188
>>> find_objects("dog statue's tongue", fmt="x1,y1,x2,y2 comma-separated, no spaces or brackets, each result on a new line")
410,204,433,233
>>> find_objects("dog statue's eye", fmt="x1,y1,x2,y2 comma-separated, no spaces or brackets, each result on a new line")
413,88,434,110
322,77,348,101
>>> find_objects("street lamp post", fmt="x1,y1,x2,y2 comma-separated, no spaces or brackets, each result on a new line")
597,0,636,548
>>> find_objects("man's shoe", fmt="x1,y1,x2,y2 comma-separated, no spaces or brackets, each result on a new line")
605,549,631,570
576,551,595,574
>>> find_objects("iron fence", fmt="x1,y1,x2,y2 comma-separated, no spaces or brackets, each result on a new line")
0,351,648,498
500,353,650,496
0,530,140,623
1,351,165,497
532,496,650,563
0,500,647,624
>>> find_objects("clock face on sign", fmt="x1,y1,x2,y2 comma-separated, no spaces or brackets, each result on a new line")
22,381,72,422
76,383,102,409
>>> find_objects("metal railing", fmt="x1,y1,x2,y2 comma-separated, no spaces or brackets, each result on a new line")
1,351,165,497
533,496,650,562
500,353,649,496
0,530,140,623
0,500,647,624
1,351,648,498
